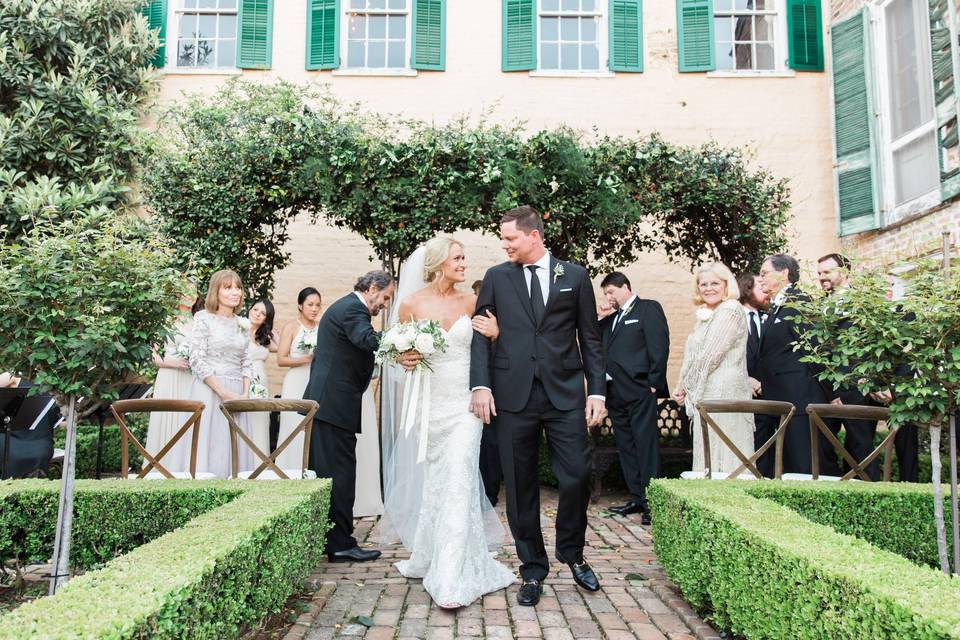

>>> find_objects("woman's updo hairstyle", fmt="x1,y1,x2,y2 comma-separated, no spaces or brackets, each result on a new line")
421,237,463,283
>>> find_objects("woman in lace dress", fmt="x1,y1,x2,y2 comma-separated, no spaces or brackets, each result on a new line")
673,263,754,475
188,270,254,478
275,287,321,469
384,237,515,609
246,298,278,463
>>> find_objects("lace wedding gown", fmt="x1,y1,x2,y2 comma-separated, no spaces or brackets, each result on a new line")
394,315,516,606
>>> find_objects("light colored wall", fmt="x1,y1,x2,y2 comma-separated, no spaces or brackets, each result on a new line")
155,0,837,391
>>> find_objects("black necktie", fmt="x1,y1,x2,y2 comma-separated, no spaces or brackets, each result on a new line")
613,308,624,332
748,311,758,337
527,265,545,324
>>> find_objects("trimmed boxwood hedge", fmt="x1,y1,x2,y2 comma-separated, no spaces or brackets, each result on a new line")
648,480,960,639
0,478,331,638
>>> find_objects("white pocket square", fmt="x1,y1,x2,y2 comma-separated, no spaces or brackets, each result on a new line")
624,319,639,325
559,287,573,292
774,318,783,324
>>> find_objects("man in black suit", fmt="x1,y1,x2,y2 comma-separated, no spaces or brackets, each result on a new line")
737,272,776,478
303,270,405,563
757,254,839,475
470,205,606,606
597,272,669,525
473,279,502,506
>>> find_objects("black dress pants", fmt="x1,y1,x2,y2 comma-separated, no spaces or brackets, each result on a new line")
497,380,591,582
895,423,919,482
753,414,778,478
479,418,502,506
309,420,358,553
607,387,659,509
783,414,842,475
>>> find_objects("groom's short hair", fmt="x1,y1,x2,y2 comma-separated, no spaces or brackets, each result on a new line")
354,270,393,293
600,272,631,290
501,205,544,236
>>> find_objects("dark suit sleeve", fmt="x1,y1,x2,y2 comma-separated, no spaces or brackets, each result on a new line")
343,302,380,352
646,301,671,397
785,303,835,401
576,269,606,397
469,273,496,389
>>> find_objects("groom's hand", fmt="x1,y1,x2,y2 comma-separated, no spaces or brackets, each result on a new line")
585,397,607,427
470,388,497,424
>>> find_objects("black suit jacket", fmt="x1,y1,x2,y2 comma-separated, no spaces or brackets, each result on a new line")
600,298,670,402
302,293,379,432
469,256,606,413
757,285,833,415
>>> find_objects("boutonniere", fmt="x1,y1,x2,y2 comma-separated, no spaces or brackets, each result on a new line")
553,263,564,283
695,308,713,322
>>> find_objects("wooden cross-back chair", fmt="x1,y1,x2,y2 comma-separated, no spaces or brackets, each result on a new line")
111,399,211,479
693,399,796,479
806,403,896,481
221,399,318,479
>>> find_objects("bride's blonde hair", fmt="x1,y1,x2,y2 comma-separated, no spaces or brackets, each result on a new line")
422,237,463,283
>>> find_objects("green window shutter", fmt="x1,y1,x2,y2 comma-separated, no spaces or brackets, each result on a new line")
143,0,167,68
306,0,340,70
412,0,446,70
929,0,960,200
502,0,536,71
787,0,823,71
676,0,714,72
237,0,274,69
608,0,643,72
831,10,881,236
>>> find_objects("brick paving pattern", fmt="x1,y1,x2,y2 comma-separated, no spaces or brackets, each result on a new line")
283,489,719,640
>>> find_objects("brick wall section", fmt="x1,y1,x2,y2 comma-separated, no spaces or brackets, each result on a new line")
831,0,867,22
841,199,960,262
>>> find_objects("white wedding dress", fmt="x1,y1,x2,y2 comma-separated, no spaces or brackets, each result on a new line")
391,315,516,606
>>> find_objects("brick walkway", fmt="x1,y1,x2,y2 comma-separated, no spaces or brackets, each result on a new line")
283,488,719,640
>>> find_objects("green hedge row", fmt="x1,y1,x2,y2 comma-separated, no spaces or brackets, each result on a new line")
0,479,331,638
50,421,147,479
648,480,960,639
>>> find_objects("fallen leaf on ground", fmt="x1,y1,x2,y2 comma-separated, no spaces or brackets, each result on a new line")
349,616,374,628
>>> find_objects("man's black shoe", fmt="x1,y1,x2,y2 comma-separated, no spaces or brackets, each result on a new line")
327,546,381,563
641,510,652,526
517,579,543,606
567,560,600,592
608,501,642,516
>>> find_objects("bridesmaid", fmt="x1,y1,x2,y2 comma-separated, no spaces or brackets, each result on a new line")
188,270,254,478
144,292,200,472
275,287,321,469
246,298,279,464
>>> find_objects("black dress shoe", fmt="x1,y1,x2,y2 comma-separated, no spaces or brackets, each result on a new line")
327,546,382,563
608,501,641,516
517,579,543,606
567,560,600,592
641,510,652,526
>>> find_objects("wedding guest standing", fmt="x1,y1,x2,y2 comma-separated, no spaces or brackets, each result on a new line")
247,298,279,464
598,272,669,525
738,272,775,477
674,263,753,475
275,287,321,469
144,293,199,472
188,270,254,478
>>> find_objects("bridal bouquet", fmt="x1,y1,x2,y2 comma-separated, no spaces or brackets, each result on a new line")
376,320,447,371
173,342,191,360
249,375,268,399
296,332,317,354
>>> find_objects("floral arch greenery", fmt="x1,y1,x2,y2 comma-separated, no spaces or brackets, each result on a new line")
145,81,790,298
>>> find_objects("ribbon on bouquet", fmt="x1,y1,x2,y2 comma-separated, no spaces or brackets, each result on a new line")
398,366,430,463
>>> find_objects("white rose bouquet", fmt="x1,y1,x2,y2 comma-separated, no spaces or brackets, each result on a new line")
376,320,447,371
296,332,317,354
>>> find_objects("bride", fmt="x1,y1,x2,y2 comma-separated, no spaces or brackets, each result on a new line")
378,236,516,609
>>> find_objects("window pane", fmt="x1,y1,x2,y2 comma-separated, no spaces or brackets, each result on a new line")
755,43,774,69
893,132,940,203
218,40,235,67
754,15,772,41
560,17,577,40
715,41,735,70
368,40,386,67
219,14,236,38
195,40,214,66
734,43,752,69
581,0,595,10
388,15,405,38
387,41,405,67
733,15,751,41
177,40,196,66
560,42,578,69
734,0,752,9
198,14,216,38
348,15,366,40
388,0,406,7
179,14,198,38
581,16,597,41
753,0,769,9
713,0,733,9
886,0,935,139
182,0,197,8
581,43,599,69
347,40,366,66
219,0,237,7
541,43,559,68
369,0,386,8
350,0,365,7
198,0,216,7
542,0,559,10
713,16,732,41
541,17,559,41
369,15,387,39
561,0,578,10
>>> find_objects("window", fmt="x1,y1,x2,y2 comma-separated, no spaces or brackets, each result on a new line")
174,0,238,69
538,0,602,72
344,0,410,69
876,0,940,213
713,0,777,72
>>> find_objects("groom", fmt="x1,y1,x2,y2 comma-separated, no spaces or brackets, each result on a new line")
470,205,607,606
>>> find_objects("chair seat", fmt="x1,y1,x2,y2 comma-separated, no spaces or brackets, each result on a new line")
680,470,759,480
128,471,217,480
780,473,845,482
236,468,317,480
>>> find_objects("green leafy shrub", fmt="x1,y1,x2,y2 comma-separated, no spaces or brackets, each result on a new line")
0,479,331,638
49,420,148,479
648,480,960,638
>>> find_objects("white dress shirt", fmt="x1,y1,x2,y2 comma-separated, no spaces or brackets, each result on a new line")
742,305,762,337
522,251,552,306
353,291,368,309
611,294,637,331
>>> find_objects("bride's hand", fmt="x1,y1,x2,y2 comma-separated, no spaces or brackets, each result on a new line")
399,350,423,371
471,310,499,340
